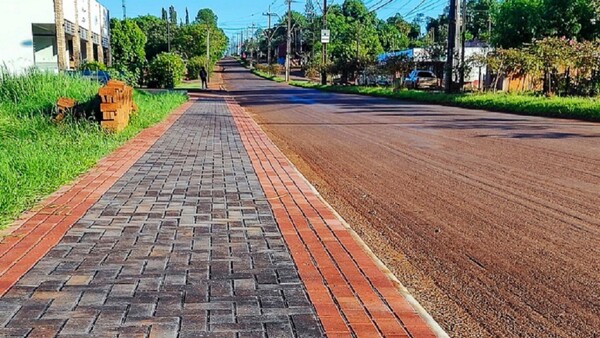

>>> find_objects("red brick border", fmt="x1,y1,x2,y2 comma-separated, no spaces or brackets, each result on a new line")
0,100,193,296
227,98,438,338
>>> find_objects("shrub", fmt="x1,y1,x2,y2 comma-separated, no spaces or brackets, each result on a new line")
267,64,283,76
187,56,208,80
148,53,186,88
304,66,320,79
78,61,107,71
107,65,139,87
254,64,267,73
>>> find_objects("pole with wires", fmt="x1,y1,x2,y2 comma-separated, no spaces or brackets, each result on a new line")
285,0,292,82
263,6,276,64
321,0,328,85
206,27,210,83
459,0,467,90
445,0,459,93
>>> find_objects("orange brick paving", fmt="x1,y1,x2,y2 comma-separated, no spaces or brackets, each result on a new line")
226,97,437,338
0,100,193,297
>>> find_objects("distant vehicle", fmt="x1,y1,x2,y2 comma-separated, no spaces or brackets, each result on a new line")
65,70,110,85
404,70,439,90
81,70,110,84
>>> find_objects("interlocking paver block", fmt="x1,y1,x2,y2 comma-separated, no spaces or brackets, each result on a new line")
0,97,323,337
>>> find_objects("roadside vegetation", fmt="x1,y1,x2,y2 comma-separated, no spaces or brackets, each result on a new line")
239,0,600,120
110,8,228,89
0,70,187,228
252,64,285,83
290,82,600,121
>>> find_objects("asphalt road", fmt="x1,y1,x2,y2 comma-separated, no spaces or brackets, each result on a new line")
221,59,600,337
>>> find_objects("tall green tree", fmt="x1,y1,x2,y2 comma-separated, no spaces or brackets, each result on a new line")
173,23,228,64
466,0,495,42
132,15,169,61
377,19,409,51
169,6,177,26
577,0,600,40
110,18,146,82
492,0,544,48
196,8,218,26
327,0,383,82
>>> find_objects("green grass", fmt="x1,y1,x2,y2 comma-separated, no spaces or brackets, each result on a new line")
288,82,600,121
175,79,203,90
0,70,187,228
251,69,286,83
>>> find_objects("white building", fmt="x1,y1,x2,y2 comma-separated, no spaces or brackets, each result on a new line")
378,44,490,86
0,0,111,73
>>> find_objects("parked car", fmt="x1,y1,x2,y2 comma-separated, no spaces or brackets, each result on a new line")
404,70,439,89
65,70,110,85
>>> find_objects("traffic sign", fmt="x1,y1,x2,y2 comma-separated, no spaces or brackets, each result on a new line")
321,29,330,44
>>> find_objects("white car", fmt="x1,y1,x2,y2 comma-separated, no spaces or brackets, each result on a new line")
404,70,439,89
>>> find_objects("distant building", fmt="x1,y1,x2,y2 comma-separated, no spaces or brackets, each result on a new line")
0,0,111,73
378,44,491,88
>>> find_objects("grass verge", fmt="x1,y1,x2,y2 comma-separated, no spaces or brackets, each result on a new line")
175,79,202,90
289,82,600,121
251,69,285,83
0,70,187,228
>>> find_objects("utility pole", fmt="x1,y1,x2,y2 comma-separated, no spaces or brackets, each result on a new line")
250,23,256,66
459,0,467,89
206,27,210,83
321,0,328,85
263,6,275,65
167,20,171,52
122,0,126,19
285,0,292,82
445,0,459,93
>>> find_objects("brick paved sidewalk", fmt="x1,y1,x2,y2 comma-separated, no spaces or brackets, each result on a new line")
0,98,322,337
0,92,443,338
226,99,440,338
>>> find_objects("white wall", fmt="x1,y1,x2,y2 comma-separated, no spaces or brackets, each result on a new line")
78,0,90,29
101,7,109,39
0,0,55,72
63,0,77,23
91,0,101,35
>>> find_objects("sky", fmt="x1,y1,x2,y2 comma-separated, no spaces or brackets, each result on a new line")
100,0,448,39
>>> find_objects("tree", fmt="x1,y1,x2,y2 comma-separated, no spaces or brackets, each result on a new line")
169,6,177,26
185,7,190,25
173,23,228,66
492,0,544,48
148,52,185,88
196,8,218,26
577,0,600,40
377,20,409,52
323,1,383,82
110,18,146,83
383,54,415,87
425,10,449,45
132,15,169,61
466,0,495,42
542,0,582,38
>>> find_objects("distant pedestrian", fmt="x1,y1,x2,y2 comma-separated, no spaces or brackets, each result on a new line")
200,67,208,89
